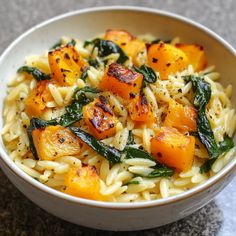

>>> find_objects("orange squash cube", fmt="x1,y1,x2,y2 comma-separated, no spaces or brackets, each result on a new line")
63,166,103,200
175,44,207,71
128,94,154,123
24,80,52,117
150,127,195,171
99,63,143,100
32,125,82,160
104,29,134,47
164,100,197,132
124,39,147,66
48,44,88,86
147,42,189,80
83,95,117,139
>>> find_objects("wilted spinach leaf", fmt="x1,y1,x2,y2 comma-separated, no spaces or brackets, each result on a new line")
125,146,174,178
50,38,76,50
70,127,122,164
133,65,157,85
17,66,51,81
145,165,174,178
88,59,100,68
27,118,57,160
92,38,129,64
28,86,100,159
151,39,171,44
183,75,235,173
50,40,62,50
127,130,134,145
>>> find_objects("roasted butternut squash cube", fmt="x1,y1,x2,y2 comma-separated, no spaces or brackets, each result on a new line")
63,166,103,200
48,44,88,86
150,127,195,171
83,95,117,139
124,39,147,66
99,63,143,100
32,125,82,160
164,100,197,132
147,42,189,80
24,80,52,117
175,43,207,71
104,29,134,47
128,94,154,123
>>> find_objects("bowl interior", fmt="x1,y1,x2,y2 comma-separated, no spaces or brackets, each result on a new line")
0,7,236,207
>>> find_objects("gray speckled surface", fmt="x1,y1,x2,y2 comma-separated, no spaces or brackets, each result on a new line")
0,0,236,235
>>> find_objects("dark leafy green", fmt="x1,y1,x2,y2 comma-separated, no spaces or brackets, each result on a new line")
197,108,219,159
70,127,122,164
73,86,100,104
125,180,140,185
145,165,175,178
70,127,175,176
67,39,76,47
151,39,171,44
50,86,100,127
80,68,89,81
92,38,129,64
125,146,154,161
84,40,93,47
27,118,57,160
125,146,174,178
184,75,211,108
28,86,100,159
127,130,134,145
17,66,51,81
88,59,100,68
183,75,235,172
200,135,234,173
133,65,157,85
50,40,62,50
218,135,234,153
50,39,76,50
56,102,83,127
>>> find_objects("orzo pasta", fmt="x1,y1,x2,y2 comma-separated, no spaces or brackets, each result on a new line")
2,29,236,202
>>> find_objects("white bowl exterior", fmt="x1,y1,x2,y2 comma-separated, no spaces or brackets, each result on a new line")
0,7,236,231
1,156,235,231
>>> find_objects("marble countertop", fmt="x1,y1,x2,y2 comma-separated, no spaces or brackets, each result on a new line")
0,0,235,235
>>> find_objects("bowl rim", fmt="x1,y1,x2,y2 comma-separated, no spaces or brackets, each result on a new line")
0,5,236,210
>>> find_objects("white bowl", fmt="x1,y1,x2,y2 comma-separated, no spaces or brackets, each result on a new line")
0,6,236,231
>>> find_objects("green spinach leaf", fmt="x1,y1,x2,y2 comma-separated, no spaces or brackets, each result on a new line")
67,39,76,47
27,118,57,160
50,39,76,50
50,40,62,50
133,65,157,84
183,75,235,172
88,59,100,68
92,38,129,64
73,86,100,104
70,127,174,176
151,39,171,44
145,165,174,178
125,146,154,161
17,66,51,81
28,86,100,159
200,135,234,173
80,68,89,81
125,180,140,185
125,146,174,178
127,130,134,145
184,75,211,108
70,127,122,164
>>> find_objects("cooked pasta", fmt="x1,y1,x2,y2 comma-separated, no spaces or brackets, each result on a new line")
2,29,236,202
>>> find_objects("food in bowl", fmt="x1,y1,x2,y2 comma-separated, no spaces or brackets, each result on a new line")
2,29,236,202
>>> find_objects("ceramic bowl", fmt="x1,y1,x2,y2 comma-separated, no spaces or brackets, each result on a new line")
0,6,236,231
